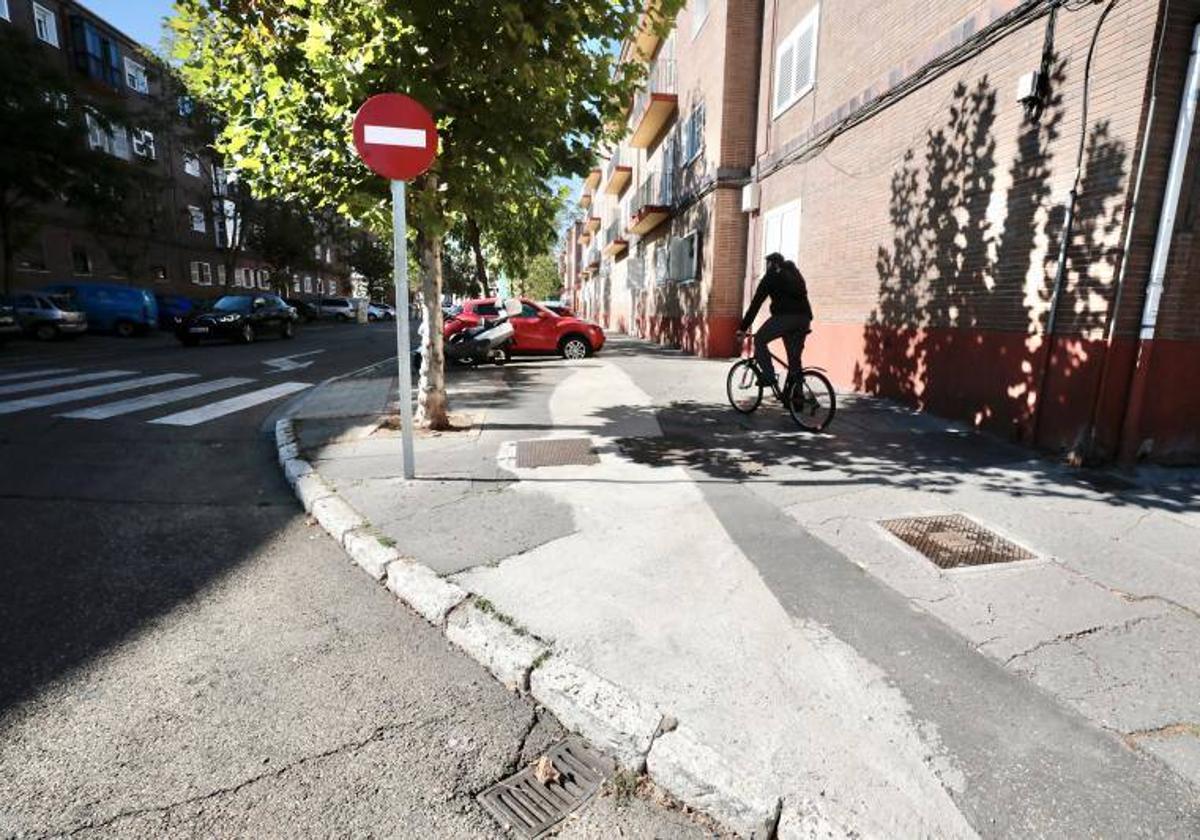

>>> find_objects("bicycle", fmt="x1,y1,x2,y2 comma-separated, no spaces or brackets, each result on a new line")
726,332,837,432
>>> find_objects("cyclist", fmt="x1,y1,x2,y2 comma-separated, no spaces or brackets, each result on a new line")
736,252,813,390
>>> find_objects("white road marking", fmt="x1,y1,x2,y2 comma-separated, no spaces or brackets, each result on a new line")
363,125,427,148
0,370,134,397
149,382,311,427
264,349,325,373
59,377,254,420
0,368,77,383
0,373,195,415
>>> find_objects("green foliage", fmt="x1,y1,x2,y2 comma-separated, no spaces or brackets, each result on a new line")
245,199,317,290
514,253,563,301
73,165,174,282
348,234,393,301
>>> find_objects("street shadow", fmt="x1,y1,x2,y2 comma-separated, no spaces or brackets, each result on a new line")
853,62,1128,454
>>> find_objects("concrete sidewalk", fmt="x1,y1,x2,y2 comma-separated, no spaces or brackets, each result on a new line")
294,338,1200,838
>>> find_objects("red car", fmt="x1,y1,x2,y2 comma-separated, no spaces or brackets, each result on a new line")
444,298,605,360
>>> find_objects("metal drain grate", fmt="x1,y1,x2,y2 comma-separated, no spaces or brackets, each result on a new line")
881,514,1034,569
477,736,615,838
515,437,599,468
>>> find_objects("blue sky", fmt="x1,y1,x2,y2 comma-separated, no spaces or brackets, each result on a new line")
81,0,175,49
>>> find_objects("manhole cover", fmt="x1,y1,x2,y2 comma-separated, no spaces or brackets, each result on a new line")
515,438,599,468
477,736,615,839
881,514,1034,569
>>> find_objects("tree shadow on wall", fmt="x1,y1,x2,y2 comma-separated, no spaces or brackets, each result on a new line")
854,63,1127,451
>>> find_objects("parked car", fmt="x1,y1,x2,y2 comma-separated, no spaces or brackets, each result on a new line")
176,293,298,345
540,301,575,317
285,297,320,323
368,302,395,321
155,293,195,330
444,298,605,359
43,282,157,337
13,292,88,341
318,297,355,321
0,296,21,344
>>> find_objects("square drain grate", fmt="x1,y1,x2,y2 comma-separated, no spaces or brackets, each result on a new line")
881,513,1034,569
515,437,599,468
477,736,615,838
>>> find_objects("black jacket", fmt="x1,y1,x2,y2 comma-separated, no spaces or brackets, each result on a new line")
739,263,812,331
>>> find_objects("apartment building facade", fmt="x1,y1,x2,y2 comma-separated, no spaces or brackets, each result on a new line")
575,0,762,357
567,0,1199,463
1,0,349,301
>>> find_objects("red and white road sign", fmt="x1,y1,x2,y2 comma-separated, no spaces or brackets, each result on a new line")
352,94,437,181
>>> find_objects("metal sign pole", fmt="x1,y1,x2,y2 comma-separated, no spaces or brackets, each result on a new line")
391,179,416,479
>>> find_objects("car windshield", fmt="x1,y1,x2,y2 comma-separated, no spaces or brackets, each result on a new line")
212,296,252,313
47,295,80,311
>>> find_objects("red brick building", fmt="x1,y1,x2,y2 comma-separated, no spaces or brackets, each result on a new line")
565,0,1200,464
1,0,349,301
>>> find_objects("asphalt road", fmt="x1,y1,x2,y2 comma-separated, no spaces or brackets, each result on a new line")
0,324,708,838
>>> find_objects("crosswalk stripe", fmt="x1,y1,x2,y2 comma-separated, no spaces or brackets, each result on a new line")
0,373,196,416
149,382,312,427
0,368,77,383
0,370,134,397
59,377,255,420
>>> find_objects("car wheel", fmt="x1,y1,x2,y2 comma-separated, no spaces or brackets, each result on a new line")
34,323,58,342
240,323,256,344
368,313,378,322
560,336,590,360
282,320,295,339
114,320,136,338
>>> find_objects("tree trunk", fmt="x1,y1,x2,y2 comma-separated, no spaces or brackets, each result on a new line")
416,221,450,431
466,215,489,297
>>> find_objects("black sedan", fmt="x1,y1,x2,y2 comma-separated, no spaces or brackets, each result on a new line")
176,294,298,346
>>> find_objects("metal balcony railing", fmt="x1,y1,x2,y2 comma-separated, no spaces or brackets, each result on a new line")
605,148,631,183
605,217,624,245
633,170,673,214
631,58,677,130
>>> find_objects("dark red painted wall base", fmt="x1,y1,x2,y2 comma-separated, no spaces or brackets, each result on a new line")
632,314,741,358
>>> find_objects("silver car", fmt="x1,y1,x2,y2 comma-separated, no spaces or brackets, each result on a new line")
14,292,88,341
318,297,355,321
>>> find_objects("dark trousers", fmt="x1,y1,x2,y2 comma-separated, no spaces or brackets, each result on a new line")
755,314,810,388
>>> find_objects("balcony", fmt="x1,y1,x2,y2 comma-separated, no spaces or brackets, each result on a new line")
579,228,593,245
602,217,628,257
583,167,602,192
630,59,677,148
629,172,672,235
585,243,601,271
580,188,593,209
604,148,633,196
631,0,668,62
584,212,601,235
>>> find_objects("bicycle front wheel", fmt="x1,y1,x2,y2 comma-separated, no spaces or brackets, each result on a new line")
787,369,836,431
726,359,763,414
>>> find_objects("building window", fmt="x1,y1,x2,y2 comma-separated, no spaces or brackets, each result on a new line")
70,17,122,87
131,128,155,160
71,245,91,275
17,241,48,272
762,199,801,263
183,152,202,178
690,0,709,38
178,95,194,117
682,103,704,164
292,277,301,293
84,112,130,160
188,206,206,233
152,265,168,283
774,6,819,118
211,166,228,197
216,264,227,286
190,262,212,286
124,57,148,94
33,3,58,47
303,276,312,293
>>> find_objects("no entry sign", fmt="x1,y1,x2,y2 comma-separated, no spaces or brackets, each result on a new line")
352,94,437,182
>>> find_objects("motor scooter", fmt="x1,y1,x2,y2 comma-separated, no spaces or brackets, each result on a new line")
444,298,522,366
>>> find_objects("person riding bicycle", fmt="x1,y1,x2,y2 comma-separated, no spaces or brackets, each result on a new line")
736,252,812,390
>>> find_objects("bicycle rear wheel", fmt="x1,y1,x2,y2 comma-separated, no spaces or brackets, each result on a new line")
786,369,836,431
726,359,763,413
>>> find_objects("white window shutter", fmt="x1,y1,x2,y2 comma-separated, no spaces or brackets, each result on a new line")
190,262,200,285
764,213,782,259
781,204,801,263
794,18,816,96
775,42,795,113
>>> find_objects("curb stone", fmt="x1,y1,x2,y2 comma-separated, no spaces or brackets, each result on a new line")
529,657,662,772
776,798,854,840
342,528,402,580
648,724,782,839
274,418,778,839
311,495,366,544
446,601,548,693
